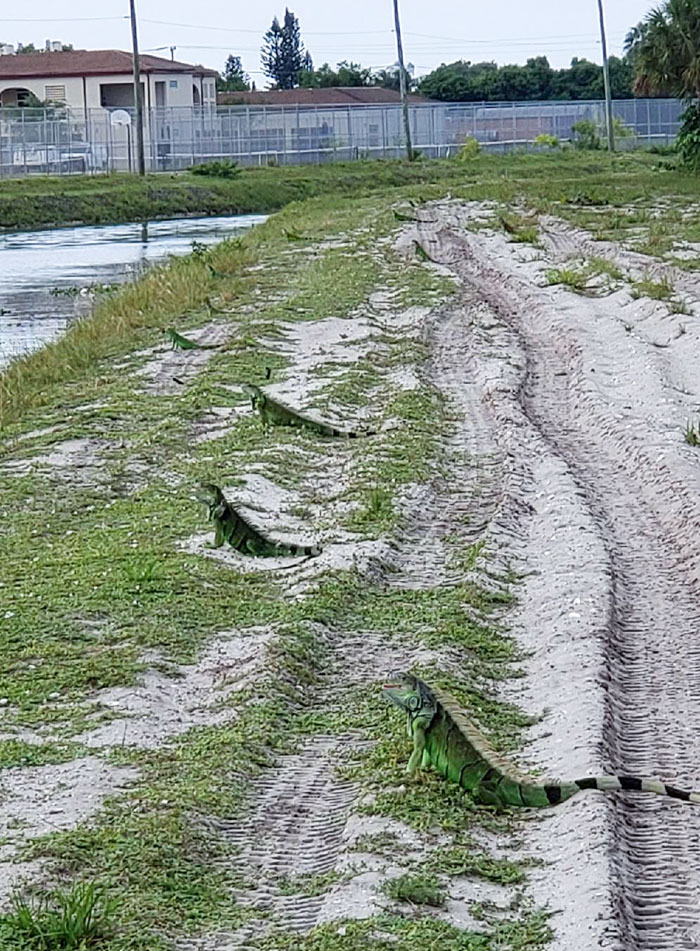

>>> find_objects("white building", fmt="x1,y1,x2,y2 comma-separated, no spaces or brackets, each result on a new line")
0,47,217,113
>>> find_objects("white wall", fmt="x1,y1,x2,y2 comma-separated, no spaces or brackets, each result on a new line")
0,69,213,113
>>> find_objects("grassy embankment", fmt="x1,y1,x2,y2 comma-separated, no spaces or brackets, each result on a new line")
0,150,699,950
0,146,695,233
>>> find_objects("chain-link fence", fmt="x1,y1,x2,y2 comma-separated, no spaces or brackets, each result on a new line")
0,98,684,177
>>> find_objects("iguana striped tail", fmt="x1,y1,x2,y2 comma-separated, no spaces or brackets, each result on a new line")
195,483,321,558
567,775,700,805
242,384,376,438
383,673,700,809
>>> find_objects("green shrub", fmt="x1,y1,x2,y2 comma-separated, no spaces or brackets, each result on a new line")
571,119,601,150
534,133,560,149
456,136,481,161
676,102,700,171
189,159,240,179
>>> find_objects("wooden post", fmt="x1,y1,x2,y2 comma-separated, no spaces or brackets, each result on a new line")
392,0,413,160
129,0,146,174
597,0,615,151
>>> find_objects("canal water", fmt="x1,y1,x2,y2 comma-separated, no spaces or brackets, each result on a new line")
0,213,266,369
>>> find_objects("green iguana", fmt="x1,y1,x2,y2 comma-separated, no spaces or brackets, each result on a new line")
413,241,434,263
196,483,321,558
207,263,227,279
206,297,229,315
383,672,700,808
498,214,518,236
241,384,376,438
164,328,220,351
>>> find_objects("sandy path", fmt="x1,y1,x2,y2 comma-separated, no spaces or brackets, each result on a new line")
415,203,700,949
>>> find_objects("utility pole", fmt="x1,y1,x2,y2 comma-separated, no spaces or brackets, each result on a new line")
392,0,413,161
129,0,146,175
597,0,615,151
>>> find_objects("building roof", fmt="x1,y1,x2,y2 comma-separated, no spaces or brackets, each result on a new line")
0,49,217,79
217,86,428,107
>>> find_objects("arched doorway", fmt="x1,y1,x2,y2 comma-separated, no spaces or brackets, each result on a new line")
0,87,35,107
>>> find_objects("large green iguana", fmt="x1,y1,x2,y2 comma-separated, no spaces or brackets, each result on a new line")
196,483,321,558
383,672,700,808
241,384,376,438
164,328,220,351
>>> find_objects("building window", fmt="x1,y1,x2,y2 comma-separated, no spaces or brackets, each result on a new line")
44,84,66,102
100,82,143,108
169,80,178,89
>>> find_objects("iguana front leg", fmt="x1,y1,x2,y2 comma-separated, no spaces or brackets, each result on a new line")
407,724,427,774
206,522,225,549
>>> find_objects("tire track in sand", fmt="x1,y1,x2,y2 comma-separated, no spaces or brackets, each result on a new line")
416,207,700,950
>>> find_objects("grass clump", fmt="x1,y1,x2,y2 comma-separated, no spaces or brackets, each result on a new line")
382,873,446,908
546,256,622,294
0,882,115,950
685,418,700,446
498,213,540,245
630,274,675,301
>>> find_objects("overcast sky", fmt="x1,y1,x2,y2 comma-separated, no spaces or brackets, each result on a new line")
3,1,656,82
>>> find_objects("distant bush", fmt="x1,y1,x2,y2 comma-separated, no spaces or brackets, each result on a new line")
534,133,560,149
571,119,601,150
456,136,481,161
189,159,240,179
572,116,635,150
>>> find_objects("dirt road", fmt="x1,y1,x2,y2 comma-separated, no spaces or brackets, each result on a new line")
413,203,700,949
221,202,700,947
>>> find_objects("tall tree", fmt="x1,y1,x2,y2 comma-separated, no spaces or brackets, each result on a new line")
374,62,414,91
261,16,283,87
626,0,700,98
261,8,311,89
417,56,634,102
218,55,249,92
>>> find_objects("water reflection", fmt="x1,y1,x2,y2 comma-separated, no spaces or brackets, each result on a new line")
0,213,266,368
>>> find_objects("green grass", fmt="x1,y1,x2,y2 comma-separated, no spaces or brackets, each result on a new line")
685,418,700,447
546,256,623,294
0,149,697,237
382,872,447,908
0,882,115,950
630,275,676,301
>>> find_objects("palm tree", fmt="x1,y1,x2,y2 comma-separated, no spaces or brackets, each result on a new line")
627,0,700,99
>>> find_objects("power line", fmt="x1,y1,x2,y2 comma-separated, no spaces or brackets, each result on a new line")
140,18,389,36
0,15,126,21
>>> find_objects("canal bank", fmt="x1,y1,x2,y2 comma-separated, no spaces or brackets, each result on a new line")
0,213,266,368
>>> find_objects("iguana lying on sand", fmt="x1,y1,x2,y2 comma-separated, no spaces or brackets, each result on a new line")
383,672,700,808
196,483,321,557
164,328,220,351
242,384,376,438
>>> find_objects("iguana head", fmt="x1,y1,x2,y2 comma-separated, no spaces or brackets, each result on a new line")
382,671,437,722
241,383,263,409
195,482,224,507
